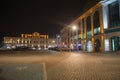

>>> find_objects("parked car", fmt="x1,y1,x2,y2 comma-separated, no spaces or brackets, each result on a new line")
48,47,58,51
13,46,31,51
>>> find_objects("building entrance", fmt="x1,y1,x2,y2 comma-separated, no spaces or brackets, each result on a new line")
87,41,92,52
95,39,101,52
111,36,120,51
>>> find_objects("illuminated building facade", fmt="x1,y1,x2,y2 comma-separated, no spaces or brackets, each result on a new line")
48,38,57,48
4,32,49,49
60,0,120,52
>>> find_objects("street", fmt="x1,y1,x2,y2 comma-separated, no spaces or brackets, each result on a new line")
0,50,120,80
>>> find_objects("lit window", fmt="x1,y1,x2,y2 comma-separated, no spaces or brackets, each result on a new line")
104,39,110,51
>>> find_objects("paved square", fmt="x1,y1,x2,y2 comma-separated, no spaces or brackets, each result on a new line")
0,64,44,80
0,51,120,80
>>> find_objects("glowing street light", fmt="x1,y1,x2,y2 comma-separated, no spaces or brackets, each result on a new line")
72,26,77,30
72,25,79,50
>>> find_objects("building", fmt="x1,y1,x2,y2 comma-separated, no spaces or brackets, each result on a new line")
60,0,120,52
4,32,49,49
48,38,57,48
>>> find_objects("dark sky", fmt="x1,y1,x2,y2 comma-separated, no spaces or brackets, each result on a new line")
1,0,99,37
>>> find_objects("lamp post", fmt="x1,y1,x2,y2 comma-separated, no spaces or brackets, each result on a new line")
72,25,78,50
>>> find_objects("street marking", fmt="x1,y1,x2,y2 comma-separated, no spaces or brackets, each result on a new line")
43,63,47,80
16,66,27,71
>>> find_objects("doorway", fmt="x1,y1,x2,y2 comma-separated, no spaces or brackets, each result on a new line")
95,39,101,52
111,36,120,51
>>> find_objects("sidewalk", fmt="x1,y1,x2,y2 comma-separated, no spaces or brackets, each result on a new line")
74,50,120,56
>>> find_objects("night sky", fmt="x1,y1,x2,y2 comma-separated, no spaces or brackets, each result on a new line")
1,0,99,37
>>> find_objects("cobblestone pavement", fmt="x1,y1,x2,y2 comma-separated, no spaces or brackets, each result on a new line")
0,51,120,80
47,52,120,80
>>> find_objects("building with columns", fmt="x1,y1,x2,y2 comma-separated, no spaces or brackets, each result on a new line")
60,0,120,52
4,32,49,49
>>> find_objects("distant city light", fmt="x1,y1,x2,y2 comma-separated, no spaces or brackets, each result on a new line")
104,39,110,51
52,40,55,43
57,35,60,38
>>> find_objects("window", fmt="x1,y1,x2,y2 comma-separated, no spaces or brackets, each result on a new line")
111,36,120,51
78,22,81,35
93,11,100,35
94,27,100,35
82,19,85,38
109,1,120,28
86,16,91,37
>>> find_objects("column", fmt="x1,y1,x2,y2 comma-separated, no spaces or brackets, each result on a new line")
84,18,87,39
69,28,71,47
76,28,78,50
80,20,84,50
84,18,87,51
72,28,74,50
80,20,82,39
91,14,95,52
99,7,105,52
109,38,112,51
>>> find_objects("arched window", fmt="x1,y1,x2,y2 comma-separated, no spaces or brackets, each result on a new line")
33,32,40,38
86,16,91,37
78,22,81,35
93,11,100,35
82,19,84,38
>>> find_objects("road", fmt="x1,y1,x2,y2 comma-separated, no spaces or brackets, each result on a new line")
0,50,120,80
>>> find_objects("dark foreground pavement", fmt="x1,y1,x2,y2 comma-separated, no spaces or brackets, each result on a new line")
0,64,45,80
0,50,120,80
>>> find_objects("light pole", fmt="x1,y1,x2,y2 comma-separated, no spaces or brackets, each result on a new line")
72,25,78,50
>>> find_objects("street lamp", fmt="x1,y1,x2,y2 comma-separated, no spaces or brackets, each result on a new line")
72,25,78,50
72,25,77,31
